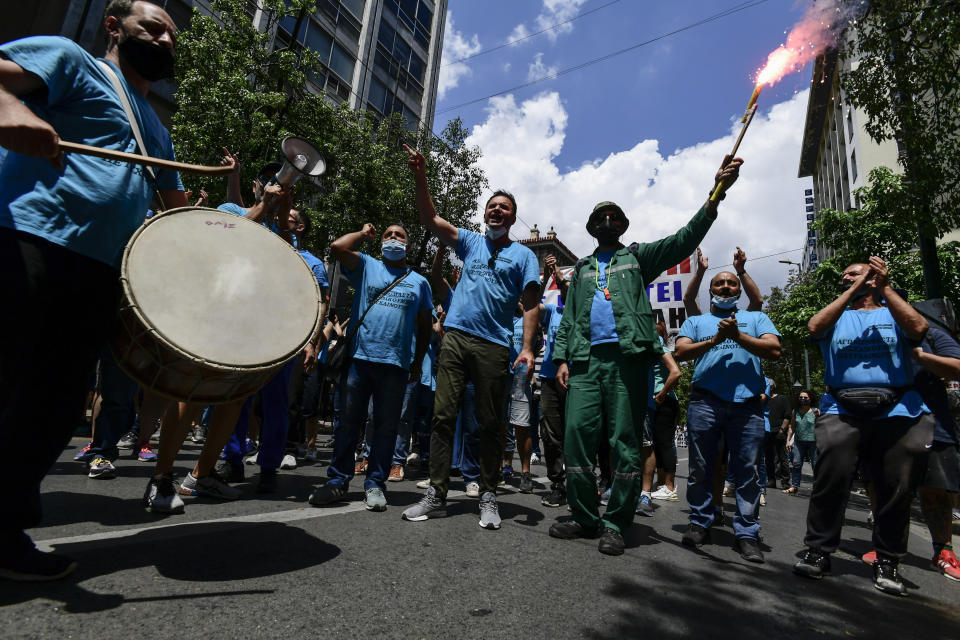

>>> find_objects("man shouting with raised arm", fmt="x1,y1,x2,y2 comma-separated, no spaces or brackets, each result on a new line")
402,145,540,530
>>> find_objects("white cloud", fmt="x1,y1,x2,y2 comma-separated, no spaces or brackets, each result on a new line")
438,12,481,100
536,0,589,42
527,53,558,81
509,0,588,47
465,90,813,299
507,24,530,44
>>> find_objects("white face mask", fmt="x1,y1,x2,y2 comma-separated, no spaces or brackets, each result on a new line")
485,224,507,240
381,239,407,261
711,295,739,310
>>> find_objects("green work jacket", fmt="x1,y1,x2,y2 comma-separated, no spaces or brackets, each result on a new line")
553,205,715,364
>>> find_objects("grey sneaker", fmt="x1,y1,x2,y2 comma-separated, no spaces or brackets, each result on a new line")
309,483,347,506
519,472,534,493
402,486,446,521
364,487,387,512
178,472,242,500
143,475,185,513
479,492,501,530
465,481,480,498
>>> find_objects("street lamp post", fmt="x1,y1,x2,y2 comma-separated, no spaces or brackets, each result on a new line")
779,259,812,389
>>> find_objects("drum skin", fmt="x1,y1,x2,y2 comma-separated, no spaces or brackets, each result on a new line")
111,207,321,404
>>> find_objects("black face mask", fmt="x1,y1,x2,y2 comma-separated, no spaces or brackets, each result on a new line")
799,397,810,405
842,280,871,302
119,33,174,81
594,218,622,245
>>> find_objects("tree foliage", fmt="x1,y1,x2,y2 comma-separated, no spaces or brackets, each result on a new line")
840,0,960,237
169,0,485,269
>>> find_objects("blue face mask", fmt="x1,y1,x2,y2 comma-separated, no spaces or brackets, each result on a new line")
382,239,406,261
711,295,739,310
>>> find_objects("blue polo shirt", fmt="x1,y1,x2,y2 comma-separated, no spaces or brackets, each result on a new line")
443,228,540,347
677,310,780,403
0,37,182,268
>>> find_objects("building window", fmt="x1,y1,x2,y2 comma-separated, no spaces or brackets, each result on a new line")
383,0,433,49
850,149,858,182
277,13,357,98
846,109,854,141
367,77,419,129
375,20,426,103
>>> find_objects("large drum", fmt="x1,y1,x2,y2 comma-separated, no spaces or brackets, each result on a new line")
111,207,321,404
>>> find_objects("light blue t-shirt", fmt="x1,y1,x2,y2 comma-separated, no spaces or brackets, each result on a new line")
443,229,540,347
590,251,620,345
217,202,282,235
509,315,525,374
678,310,781,403
762,378,772,432
816,307,928,418
298,250,330,291
540,304,563,379
344,253,433,371
0,37,182,268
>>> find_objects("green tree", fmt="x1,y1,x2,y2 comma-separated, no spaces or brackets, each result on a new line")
169,0,485,270
839,0,960,295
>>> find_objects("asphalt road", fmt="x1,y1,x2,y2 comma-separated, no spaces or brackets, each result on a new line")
3,438,958,639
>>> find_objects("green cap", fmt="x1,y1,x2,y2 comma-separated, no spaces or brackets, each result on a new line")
591,201,625,218
587,201,629,237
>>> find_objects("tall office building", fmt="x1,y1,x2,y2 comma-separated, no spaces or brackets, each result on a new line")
797,49,900,273
5,0,448,130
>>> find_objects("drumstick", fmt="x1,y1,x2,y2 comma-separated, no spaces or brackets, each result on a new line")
59,141,235,176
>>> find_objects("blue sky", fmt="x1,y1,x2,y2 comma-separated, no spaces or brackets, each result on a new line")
433,0,819,298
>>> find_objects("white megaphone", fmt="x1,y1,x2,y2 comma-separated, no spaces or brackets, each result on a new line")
270,136,327,187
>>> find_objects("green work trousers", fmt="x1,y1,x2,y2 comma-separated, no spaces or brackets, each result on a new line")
430,329,510,499
564,343,650,533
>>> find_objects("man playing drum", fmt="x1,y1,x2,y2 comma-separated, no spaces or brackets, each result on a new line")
0,0,192,581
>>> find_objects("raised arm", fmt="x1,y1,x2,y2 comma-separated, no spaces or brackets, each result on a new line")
331,223,376,272
683,247,707,317
404,144,458,248
733,247,763,311
221,147,244,207
430,248,452,304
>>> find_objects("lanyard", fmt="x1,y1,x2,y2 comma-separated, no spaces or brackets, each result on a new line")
593,256,611,301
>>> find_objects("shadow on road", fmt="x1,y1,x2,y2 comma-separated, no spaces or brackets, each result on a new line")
0,521,340,613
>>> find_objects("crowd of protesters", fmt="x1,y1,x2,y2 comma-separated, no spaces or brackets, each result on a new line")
0,0,958,603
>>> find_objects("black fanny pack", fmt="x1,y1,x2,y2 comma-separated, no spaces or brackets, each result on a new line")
833,387,905,419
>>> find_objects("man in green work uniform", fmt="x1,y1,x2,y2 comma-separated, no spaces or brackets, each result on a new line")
548,154,743,555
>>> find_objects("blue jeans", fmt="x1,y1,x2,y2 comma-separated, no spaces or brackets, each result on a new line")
392,382,421,465
90,350,138,461
223,360,294,470
454,382,480,482
791,439,818,487
686,392,765,539
328,360,408,491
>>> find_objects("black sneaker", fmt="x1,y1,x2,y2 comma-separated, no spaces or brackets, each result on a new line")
0,545,77,582
598,528,625,556
681,523,711,548
256,468,278,493
736,537,765,563
793,548,831,579
116,430,137,450
542,488,567,508
214,459,244,484
549,520,602,540
874,558,908,596
519,472,534,494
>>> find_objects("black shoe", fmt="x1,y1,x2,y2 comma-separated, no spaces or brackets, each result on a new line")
681,524,711,548
793,548,831,579
713,510,727,528
598,528,625,556
765,480,778,489
0,533,77,582
257,469,278,493
519,472,534,494
736,537,765,563
542,488,567,508
214,459,244,484
549,520,602,540
874,558,908,596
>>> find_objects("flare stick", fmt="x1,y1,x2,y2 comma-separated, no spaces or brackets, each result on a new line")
709,102,759,203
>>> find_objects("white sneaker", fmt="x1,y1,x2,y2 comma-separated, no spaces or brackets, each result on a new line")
760,493,767,506
416,478,430,489
178,472,242,500
530,453,541,465
465,481,480,498
244,452,259,465
143,475,184,513
406,452,420,464
651,485,680,502
280,454,297,470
